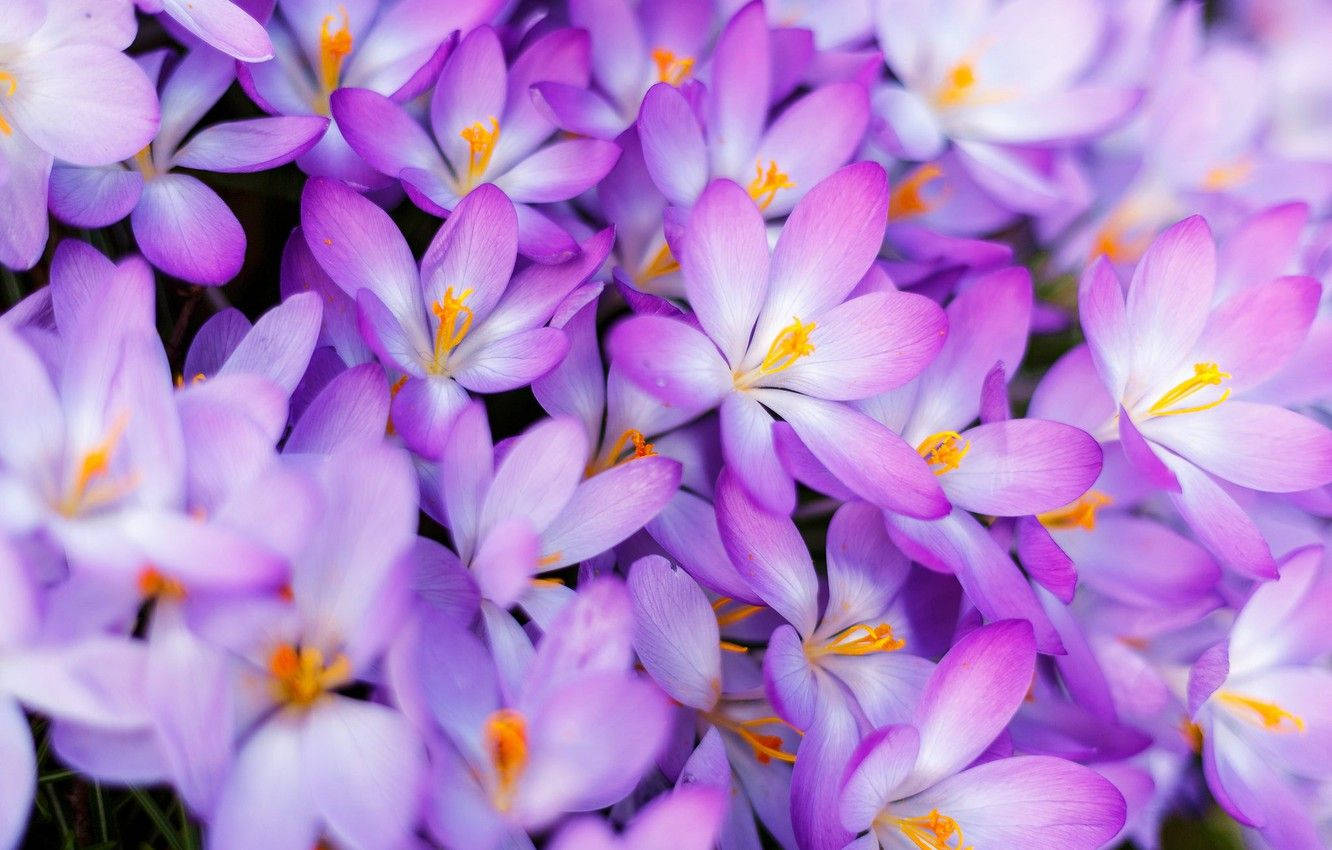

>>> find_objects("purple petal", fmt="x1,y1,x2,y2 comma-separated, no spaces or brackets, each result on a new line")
608,315,731,409
751,82,870,216
391,375,469,460
638,82,710,207
332,86,446,179
707,1,770,177
479,417,588,537
210,718,319,849
627,555,722,710
1118,408,1181,492
220,291,321,393
720,392,796,514
421,183,517,322
538,455,682,568
823,501,911,635
531,82,625,139
942,419,1103,516
1188,275,1321,392
1124,216,1216,392
161,0,273,61
840,724,921,830
494,139,621,204
131,174,244,285
48,165,143,228
0,698,35,850
172,115,327,173
430,26,508,172
1159,451,1277,579
644,491,762,603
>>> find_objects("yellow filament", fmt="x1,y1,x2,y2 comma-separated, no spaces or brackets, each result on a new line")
137,566,186,600
706,712,800,764
719,640,749,653
889,163,944,220
1147,362,1231,417
897,810,972,850
1179,717,1204,753
315,8,353,115
812,623,905,657
1217,692,1306,732
267,644,352,708
459,117,500,189
429,287,474,372
133,146,157,180
713,597,765,628
753,318,817,378
484,708,529,809
916,431,970,475
385,374,408,436
1038,490,1112,531
636,241,681,285
651,47,696,85
746,160,795,212
935,62,977,107
59,414,138,516
0,71,15,136
587,428,656,475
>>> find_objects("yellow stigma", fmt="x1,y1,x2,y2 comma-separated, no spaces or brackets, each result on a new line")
810,623,905,657
1038,490,1112,531
735,317,816,388
1147,362,1231,417
459,117,501,190
267,644,351,709
636,241,681,286
935,61,977,107
651,47,695,85
897,809,972,850
747,160,795,212
315,8,353,115
1217,692,1306,733
59,413,138,517
429,287,474,373
889,163,944,220
0,71,18,136
916,431,970,475
587,428,656,476
484,708,529,809
136,566,186,601
705,711,800,765
713,596,765,628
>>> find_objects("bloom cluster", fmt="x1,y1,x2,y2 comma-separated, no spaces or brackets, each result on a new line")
2,0,1332,849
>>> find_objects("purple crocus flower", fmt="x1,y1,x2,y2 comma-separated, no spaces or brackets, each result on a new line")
548,785,726,850
204,441,425,850
332,24,622,261
394,577,672,850
299,176,610,458
609,164,950,516
1059,215,1332,577
140,0,274,61
49,48,327,284
871,0,1140,211
237,0,498,185
840,620,1127,849
0,0,159,270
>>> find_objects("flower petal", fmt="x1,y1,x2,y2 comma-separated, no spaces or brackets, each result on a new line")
131,174,244,285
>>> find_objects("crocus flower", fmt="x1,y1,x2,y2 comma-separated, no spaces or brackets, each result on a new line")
0,0,158,270
141,0,274,61
1061,215,1332,576
840,620,1127,849
299,176,610,459
238,0,497,185
871,0,1139,211
205,441,425,850
1189,545,1332,850
394,577,672,850
332,25,622,261
49,48,326,284
609,164,950,516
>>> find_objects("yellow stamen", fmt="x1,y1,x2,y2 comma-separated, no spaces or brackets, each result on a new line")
267,644,352,708
746,160,795,212
713,597,765,628
651,48,695,85
1038,490,1112,531
889,163,945,220
1217,692,1306,732
531,576,565,587
719,640,749,653
59,413,137,516
484,708,528,809
459,117,500,189
811,623,906,657
636,241,681,285
1202,157,1254,192
315,8,353,115
1147,362,1231,417
0,71,16,136
385,374,408,435
587,428,657,476
133,146,157,180
734,317,816,388
935,62,977,108
1179,717,1204,753
536,551,563,568
705,711,800,764
429,287,474,373
916,431,970,475
136,566,187,600
897,809,972,850
173,372,207,388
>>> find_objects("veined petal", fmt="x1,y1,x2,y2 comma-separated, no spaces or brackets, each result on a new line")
638,82,710,208
479,417,587,536
840,724,921,831
707,1,770,177
942,419,1103,516
131,174,245,285
1159,451,1277,579
751,82,870,216
494,139,621,204
720,392,796,514
628,555,723,711
608,316,732,410
48,165,143,229
332,86,447,179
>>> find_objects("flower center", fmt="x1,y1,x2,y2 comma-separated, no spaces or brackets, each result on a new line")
315,8,354,116
137,566,187,600
734,317,816,388
484,708,528,810
1146,362,1231,418
934,62,976,108
651,47,695,85
897,809,972,850
0,71,16,136
889,164,945,220
59,413,138,517
267,644,352,709
459,117,500,190
586,428,656,476
1038,490,1112,531
1217,691,1305,732
429,287,474,373
747,160,795,212
916,431,970,475
704,711,799,764
810,623,905,657
636,240,681,286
